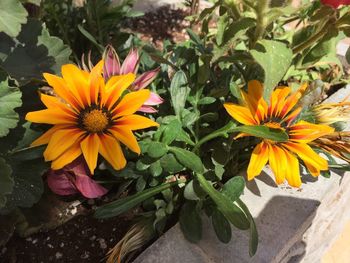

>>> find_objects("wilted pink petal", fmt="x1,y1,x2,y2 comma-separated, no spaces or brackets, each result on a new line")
133,68,160,90
120,48,139,75
138,105,158,113
144,92,164,106
75,174,108,198
103,45,121,80
47,170,79,196
47,157,108,198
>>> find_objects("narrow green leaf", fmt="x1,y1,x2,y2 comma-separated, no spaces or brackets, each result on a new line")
149,160,163,177
170,71,189,117
169,147,204,173
95,181,181,219
179,201,202,243
78,24,104,52
236,199,258,256
160,153,184,173
212,208,232,243
196,173,250,230
235,125,288,142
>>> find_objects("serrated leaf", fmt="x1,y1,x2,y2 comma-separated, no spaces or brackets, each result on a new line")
37,28,72,73
0,80,22,137
0,157,14,208
179,201,202,243
250,40,293,99
169,147,204,173
0,0,28,38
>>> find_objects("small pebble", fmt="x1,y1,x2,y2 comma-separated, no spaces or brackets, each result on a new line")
55,252,63,259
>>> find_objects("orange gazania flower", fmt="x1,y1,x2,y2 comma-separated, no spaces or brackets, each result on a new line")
224,80,334,187
26,61,159,174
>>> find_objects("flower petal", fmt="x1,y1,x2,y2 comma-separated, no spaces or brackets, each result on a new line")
133,68,160,90
289,120,334,143
89,60,104,105
120,48,139,74
103,73,136,110
109,127,140,154
138,105,157,113
44,128,84,161
43,73,81,110
61,64,90,106
75,173,108,198
115,114,159,130
143,92,164,106
247,142,269,180
268,144,286,185
31,125,71,147
40,93,77,116
80,134,100,174
283,148,301,187
103,45,121,80
99,133,126,170
283,142,328,174
47,169,78,196
51,142,82,170
223,103,257,125
26,109,77,125
112,89,151,117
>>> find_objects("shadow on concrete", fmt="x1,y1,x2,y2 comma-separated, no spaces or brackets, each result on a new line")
197,196,320,263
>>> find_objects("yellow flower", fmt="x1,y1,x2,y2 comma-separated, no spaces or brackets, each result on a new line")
26,61,159,174
224,80,334,187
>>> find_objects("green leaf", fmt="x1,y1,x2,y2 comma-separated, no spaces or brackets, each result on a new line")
222,176,245,202
198,97,216,105
186,28,205,53
212,208,232,243
160,153,184,173
0,0,28,37
196,173,250,230
161,119,182,145
179,201,202,243
77,24,104,52
235,125,289,142
169,147,204,173
37,27,72,73
147,142,168,159
184,180,200,201
250,40,293,99
0,157,14,208
170,70,189,117
236,199,258,256
4,157,46,209
0,80,22,137
94,181,181,219
149,160,163,177
223,17,256,46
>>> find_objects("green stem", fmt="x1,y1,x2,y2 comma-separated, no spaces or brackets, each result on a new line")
250,0,269,48
193,122,236,152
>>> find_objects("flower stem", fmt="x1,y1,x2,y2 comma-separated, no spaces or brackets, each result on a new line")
193,122,237,152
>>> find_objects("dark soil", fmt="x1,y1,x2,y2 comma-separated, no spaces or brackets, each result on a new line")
0,214,130,263
123,5,191,48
